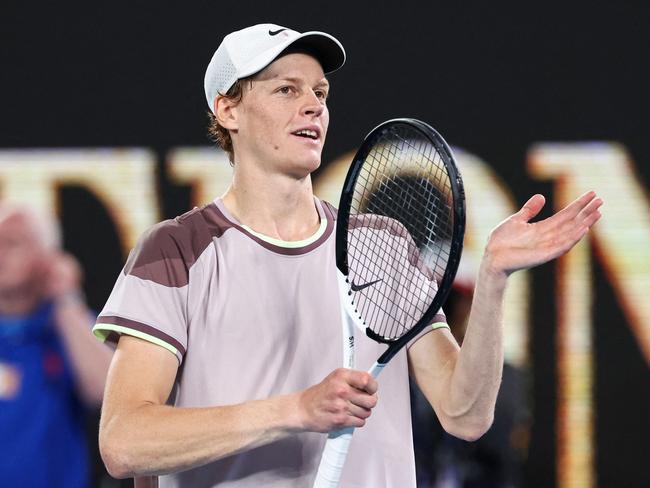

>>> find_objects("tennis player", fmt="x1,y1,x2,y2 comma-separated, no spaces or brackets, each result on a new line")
94,23,602,487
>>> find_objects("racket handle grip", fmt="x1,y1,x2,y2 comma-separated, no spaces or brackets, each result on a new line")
368,361,385,378
312,427,354,488
312,362,385,487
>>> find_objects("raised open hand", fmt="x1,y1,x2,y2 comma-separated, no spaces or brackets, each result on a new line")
484,191,603,276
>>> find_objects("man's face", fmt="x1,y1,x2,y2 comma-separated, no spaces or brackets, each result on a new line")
0,213,47,293
229,52,330,177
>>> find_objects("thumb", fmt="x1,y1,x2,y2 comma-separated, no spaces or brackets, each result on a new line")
516,194,546,222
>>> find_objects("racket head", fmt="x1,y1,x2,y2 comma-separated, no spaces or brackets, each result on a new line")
335,118,465,351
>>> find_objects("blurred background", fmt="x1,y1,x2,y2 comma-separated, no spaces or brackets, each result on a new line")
1,1,649,486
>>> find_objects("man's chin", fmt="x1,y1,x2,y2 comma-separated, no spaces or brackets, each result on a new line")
299,158,322,178
284,154,321,177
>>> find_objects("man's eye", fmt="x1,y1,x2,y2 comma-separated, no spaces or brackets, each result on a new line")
279,86,293,94
315,90,328,100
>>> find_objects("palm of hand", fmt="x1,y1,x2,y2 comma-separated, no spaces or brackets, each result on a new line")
485,192,603,276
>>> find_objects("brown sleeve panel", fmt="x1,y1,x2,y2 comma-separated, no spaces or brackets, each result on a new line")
123,204,230,288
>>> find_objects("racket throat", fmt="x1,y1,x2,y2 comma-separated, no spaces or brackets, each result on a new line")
365,328,395,345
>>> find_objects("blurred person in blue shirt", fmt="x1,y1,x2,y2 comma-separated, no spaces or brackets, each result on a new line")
0,205,112,487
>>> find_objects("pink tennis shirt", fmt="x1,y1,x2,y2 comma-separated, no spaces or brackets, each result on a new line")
94,198,447,487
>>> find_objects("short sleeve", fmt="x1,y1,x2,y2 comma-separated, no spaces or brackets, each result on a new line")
93,219,192,363
407,309,449,349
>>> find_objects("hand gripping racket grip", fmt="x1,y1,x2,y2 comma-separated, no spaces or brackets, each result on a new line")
312,362,385,488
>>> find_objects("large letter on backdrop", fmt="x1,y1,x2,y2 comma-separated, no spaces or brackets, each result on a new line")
0,149,159,255
529,142,650,488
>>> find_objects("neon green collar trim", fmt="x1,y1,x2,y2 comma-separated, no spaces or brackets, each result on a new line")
240,218,327,248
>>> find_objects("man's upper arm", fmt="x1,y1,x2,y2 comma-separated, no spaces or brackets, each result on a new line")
102,336,179,420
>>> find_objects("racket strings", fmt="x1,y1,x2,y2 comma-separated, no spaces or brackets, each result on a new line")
347,125,455,340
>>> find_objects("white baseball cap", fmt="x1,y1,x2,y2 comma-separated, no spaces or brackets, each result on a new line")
204,23,346,113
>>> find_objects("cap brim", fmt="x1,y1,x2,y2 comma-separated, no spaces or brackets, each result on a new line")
287,31,346,74
238,31,346,79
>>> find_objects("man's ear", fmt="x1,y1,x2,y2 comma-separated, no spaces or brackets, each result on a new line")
214,96,239,131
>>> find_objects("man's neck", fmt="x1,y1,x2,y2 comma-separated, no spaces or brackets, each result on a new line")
222,162,320,242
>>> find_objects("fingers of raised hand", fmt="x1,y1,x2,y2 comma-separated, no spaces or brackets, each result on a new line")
575,195,603,228
547,193,602,237
542,201,602,259
534,193,601,244
516,194,546,222
549,191,601,226
485,192,603,274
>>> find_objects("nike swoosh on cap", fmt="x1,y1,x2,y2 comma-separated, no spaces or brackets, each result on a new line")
268,28,287,36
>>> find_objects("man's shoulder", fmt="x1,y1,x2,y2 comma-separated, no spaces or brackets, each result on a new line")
123,202,234,286
147,201,233,242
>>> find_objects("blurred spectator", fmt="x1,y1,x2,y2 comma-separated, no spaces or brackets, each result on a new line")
0,205,112,487
412,258,530,488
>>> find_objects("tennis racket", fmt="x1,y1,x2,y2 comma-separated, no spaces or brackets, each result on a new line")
313,118,466,488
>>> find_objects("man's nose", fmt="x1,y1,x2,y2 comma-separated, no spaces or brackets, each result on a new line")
301,92,324,117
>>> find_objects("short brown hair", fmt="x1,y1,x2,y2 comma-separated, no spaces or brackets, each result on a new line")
207,78,250,164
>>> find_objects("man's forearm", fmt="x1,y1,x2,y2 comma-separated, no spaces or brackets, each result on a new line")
100,392,303,479
412,191,601,440
441,255,507,433
100,349,378,480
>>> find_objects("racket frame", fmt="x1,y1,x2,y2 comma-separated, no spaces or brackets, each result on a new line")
335,118,466,365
